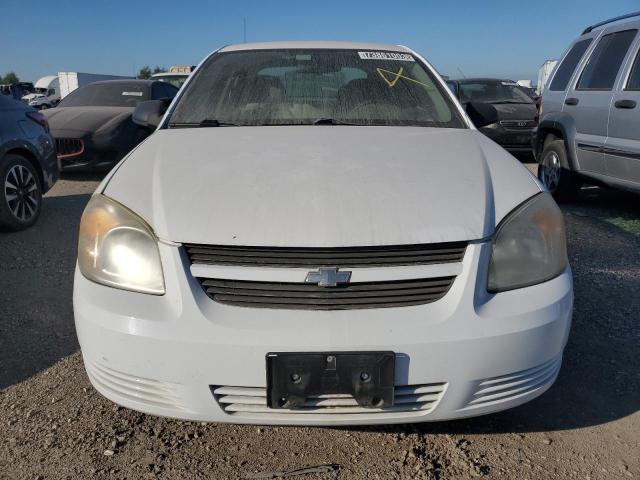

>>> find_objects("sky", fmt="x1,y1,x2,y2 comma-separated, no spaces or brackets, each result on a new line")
2,0,639,84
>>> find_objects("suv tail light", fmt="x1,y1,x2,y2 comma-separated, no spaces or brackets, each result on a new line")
533,95,542,126
25,111,50,133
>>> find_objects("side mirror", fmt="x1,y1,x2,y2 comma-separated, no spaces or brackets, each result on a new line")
132,99,171,129
465,102,499,128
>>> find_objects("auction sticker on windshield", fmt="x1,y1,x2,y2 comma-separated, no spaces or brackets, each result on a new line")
358,51,415,61
122,91,144,96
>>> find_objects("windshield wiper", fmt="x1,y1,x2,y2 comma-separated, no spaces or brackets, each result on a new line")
168,119,240,128
312,118,361,126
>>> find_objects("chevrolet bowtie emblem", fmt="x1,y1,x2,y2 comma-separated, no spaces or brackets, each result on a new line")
305,267,352,287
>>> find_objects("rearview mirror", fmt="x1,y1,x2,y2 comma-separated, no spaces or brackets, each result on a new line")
132,99,171,130
465,102,499,128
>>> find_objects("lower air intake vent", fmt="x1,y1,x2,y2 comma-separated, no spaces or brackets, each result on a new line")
198,276,456,310
85,360,187,413
212,383,447,418
462,356,562,411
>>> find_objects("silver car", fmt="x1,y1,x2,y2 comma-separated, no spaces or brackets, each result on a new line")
535,11,640,201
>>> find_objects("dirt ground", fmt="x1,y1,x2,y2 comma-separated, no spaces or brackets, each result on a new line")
0,165,638,480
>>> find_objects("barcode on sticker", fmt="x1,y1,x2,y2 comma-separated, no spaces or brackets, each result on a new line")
358,51,415,62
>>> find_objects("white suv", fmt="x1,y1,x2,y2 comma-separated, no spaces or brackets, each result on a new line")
536,12,640,201
74,42,572,425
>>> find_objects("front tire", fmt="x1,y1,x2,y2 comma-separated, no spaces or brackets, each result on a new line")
0,154,43,231
538,139,581,203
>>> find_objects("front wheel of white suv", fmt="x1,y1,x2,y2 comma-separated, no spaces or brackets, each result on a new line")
538,139,581,203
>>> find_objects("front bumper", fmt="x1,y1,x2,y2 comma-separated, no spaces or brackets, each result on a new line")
531,127,540,160
480,124,535,154
59,147,122,171
39,133,59,193
74,242,573,425
52,125,137,171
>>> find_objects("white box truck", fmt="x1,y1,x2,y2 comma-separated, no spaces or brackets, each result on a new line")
58,72,134,99
21,75,61,109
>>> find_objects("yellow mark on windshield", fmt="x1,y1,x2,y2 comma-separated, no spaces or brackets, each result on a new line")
377,67,404,87
376,67,431,89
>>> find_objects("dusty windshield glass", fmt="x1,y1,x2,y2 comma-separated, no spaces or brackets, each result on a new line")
458,81,533,104
169,49,466,128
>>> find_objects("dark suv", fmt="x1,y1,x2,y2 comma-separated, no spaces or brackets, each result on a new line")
0,96,59,230
535,11,640,201
44,80,178,171
448,78,536,155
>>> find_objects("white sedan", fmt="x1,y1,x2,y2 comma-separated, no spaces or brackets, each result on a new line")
73,41,572,425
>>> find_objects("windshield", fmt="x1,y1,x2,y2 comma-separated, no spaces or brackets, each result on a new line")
154,74,188,89
458,80,533,104
58,83,149,107
168,49,465,128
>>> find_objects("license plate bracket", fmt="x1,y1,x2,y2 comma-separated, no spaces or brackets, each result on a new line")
266,352,395,409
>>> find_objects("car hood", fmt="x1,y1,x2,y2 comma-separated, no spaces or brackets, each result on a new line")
491,102,536,120
22,93,42,101
103,126,541,246
44,106,133,136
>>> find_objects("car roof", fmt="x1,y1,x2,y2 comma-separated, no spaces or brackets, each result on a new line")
151,72,188,77
35,75,58,87
219,41,411,53
582,10,640,34
89,79,155,86
0,94,30,111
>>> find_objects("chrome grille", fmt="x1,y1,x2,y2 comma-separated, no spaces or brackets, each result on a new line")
55,138,84,158
212,383,447,416
499,120,535,130
198,276,456,310
184,242,467,268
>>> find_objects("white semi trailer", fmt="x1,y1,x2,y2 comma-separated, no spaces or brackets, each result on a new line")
537,60,558,95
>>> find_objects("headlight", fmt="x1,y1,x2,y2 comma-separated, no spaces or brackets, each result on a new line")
488,192,567,293
78,194,165,295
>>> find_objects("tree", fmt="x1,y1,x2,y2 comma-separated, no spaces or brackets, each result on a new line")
2,72,19,84
137,66,152,79
137,66,166,79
